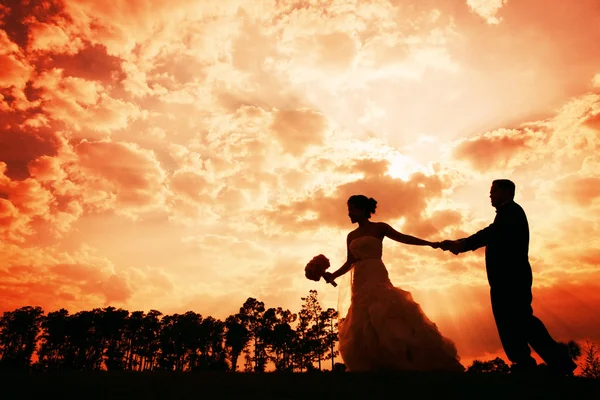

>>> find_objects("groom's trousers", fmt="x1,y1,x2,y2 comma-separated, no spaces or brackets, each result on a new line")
490,285,563,366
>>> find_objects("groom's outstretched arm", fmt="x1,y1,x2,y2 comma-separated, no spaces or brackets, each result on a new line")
460,224,494,252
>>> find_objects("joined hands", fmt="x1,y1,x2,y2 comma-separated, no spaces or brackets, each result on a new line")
431,239,465,255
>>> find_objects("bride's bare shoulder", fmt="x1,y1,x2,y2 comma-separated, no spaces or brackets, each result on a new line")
372,222,395,238
373,221,391,230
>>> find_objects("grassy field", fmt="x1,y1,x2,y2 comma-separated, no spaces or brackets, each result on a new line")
2,371,599,399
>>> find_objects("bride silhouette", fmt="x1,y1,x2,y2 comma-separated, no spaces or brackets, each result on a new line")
323,195,464,372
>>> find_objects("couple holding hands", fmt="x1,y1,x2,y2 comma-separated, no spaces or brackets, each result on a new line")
323,179,577,376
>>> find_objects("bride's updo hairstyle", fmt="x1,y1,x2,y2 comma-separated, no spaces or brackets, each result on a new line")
348,195,377,218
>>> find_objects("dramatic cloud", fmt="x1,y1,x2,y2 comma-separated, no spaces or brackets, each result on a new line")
74,140,168,214
270,108,328,156
0,30,32,93
0,242,176,314
553,173,600,208
451,93,600,174
0,115,65,180
466,0,508,24
452,128,544,172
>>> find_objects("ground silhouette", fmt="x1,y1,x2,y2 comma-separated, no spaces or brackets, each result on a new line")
1,370,599,400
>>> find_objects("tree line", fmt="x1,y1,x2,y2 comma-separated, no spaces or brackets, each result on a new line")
0,290,342,372
2,287,599,377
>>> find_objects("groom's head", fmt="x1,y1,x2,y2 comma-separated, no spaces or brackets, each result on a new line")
490,179,515,208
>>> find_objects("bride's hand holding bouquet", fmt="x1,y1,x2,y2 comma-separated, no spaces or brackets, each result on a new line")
305,254,337,287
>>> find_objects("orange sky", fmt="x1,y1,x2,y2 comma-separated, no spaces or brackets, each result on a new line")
1,0,600,365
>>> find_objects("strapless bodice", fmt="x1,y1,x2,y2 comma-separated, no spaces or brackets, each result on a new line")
349,236,383,260
347,236,391,294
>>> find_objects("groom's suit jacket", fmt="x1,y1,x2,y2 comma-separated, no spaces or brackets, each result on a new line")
460,200,533,289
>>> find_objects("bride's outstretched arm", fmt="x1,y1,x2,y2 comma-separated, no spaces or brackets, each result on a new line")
381,222,436,247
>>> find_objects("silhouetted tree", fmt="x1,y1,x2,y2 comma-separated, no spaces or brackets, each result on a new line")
467,357,510,373
123,310,144,370
307,291,326,370
242,347,253,372
319,308,339,370
97,307,129,370
61,310,101,370
157,314,180,370
265,307,297,371
238,298,267,372
158,311,206,371
138,310,162,370
195,316,228,371
295,290,323,371
258,307,278,368
256,307,279,372
224,314,249,371
37,309,70,370
581,341,600,379
0,306,44,370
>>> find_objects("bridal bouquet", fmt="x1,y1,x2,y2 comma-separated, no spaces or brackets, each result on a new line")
305,254,337,287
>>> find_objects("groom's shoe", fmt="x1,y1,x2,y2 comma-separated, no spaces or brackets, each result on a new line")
547,358,577,377
545,346,578,377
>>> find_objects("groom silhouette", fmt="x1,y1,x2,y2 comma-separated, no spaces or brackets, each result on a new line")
440,179,577,376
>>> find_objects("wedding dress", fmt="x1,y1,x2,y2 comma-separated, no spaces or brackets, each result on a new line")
337,236,464,372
